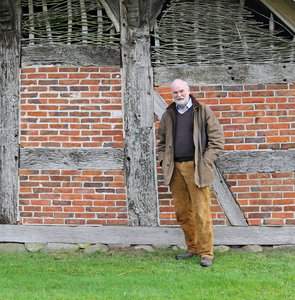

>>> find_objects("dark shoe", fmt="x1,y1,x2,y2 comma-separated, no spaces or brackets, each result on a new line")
200,256,213,267
175,251,196,260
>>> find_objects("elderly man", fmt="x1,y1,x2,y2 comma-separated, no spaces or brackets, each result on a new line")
158,79,224,267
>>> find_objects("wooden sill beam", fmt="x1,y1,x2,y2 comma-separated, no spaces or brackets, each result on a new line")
0,225,294,245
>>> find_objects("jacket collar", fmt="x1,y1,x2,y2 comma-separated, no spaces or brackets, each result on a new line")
166,94,201,111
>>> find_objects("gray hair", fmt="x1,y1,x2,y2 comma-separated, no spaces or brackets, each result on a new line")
171,79,189,89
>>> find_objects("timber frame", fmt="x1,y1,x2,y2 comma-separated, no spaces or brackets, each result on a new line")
0,0,21,224
0,0,295,245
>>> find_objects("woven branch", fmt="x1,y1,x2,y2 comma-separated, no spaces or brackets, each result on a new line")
151,0,295,66
21,0,120,46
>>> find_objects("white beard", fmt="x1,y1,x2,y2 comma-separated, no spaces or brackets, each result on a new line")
175,97,189,108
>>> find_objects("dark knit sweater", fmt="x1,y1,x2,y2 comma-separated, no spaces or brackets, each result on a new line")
174,106,195,162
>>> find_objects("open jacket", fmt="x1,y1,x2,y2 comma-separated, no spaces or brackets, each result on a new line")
158,95,225,188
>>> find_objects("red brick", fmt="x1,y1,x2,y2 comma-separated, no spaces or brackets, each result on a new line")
272,213,293,218
264,219,285,225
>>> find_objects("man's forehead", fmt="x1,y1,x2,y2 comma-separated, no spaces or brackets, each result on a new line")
172,83,189,91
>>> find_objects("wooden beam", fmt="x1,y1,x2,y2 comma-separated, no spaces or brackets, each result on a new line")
154,64,295,85
22,44,120,67
149,0,167,27
0,0,20,224
100,0,167,32
0,0,13,30
259,0,295,35
124,0,140,27
213,169,248,226
216,150,295,174
20,148,124,170
153,89,167,119
120,0,158,226
100,0,120,32
0,225,294,245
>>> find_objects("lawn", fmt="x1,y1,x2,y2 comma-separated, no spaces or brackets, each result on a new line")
0,248,294,299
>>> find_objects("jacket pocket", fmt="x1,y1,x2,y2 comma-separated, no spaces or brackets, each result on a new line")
199,157,216,185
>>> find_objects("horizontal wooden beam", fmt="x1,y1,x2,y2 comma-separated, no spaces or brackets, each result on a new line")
20,148,124,170
216,150,295,174
20,148,295,174
22,45,120,67
0,225,294,245
154,64,295,85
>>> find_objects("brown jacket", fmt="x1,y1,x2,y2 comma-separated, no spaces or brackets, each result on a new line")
158,95,224,187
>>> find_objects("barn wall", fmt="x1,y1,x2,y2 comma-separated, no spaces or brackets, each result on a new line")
156,83,295,226
19,65,295,227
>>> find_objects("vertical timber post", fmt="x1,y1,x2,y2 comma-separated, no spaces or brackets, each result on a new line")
0,0,21,224
120,0,158,226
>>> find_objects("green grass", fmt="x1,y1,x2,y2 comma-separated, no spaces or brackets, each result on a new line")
0,249,294,299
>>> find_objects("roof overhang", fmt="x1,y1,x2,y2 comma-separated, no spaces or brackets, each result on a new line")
259,0,295,36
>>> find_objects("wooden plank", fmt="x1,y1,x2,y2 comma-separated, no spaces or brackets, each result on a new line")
22,44,120,67
213,169,248,226
154,64,295,85
20,148,124,170
259,0,295,34
0,0,20,224
0,225,294,245
216,150,295,174
120,0,158,226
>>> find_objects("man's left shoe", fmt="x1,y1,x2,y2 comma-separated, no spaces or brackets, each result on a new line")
200,257,213,267
175,251,196,260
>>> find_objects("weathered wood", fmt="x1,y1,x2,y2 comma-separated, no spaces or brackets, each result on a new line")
260,0,295,34
216,150,295,174
80,0,88,43
120,0,158,226
154,64,295,85
67,0,73,44
0,0,13,30
149,0,167,27
0,0,20,224
153,89,168,119
42,0,53,43
20,148,124,170
124,0,140,27
0,225,294,245
22,44,120,67
28,0,34,44
213,169,248,226
100,0,120,32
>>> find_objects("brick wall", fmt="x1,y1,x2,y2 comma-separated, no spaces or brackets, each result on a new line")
19,66,127,225
19,67,295,226
20,66,123,149
156,83,295,226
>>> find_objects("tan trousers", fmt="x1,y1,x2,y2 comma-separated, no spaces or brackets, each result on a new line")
170,161,214,259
